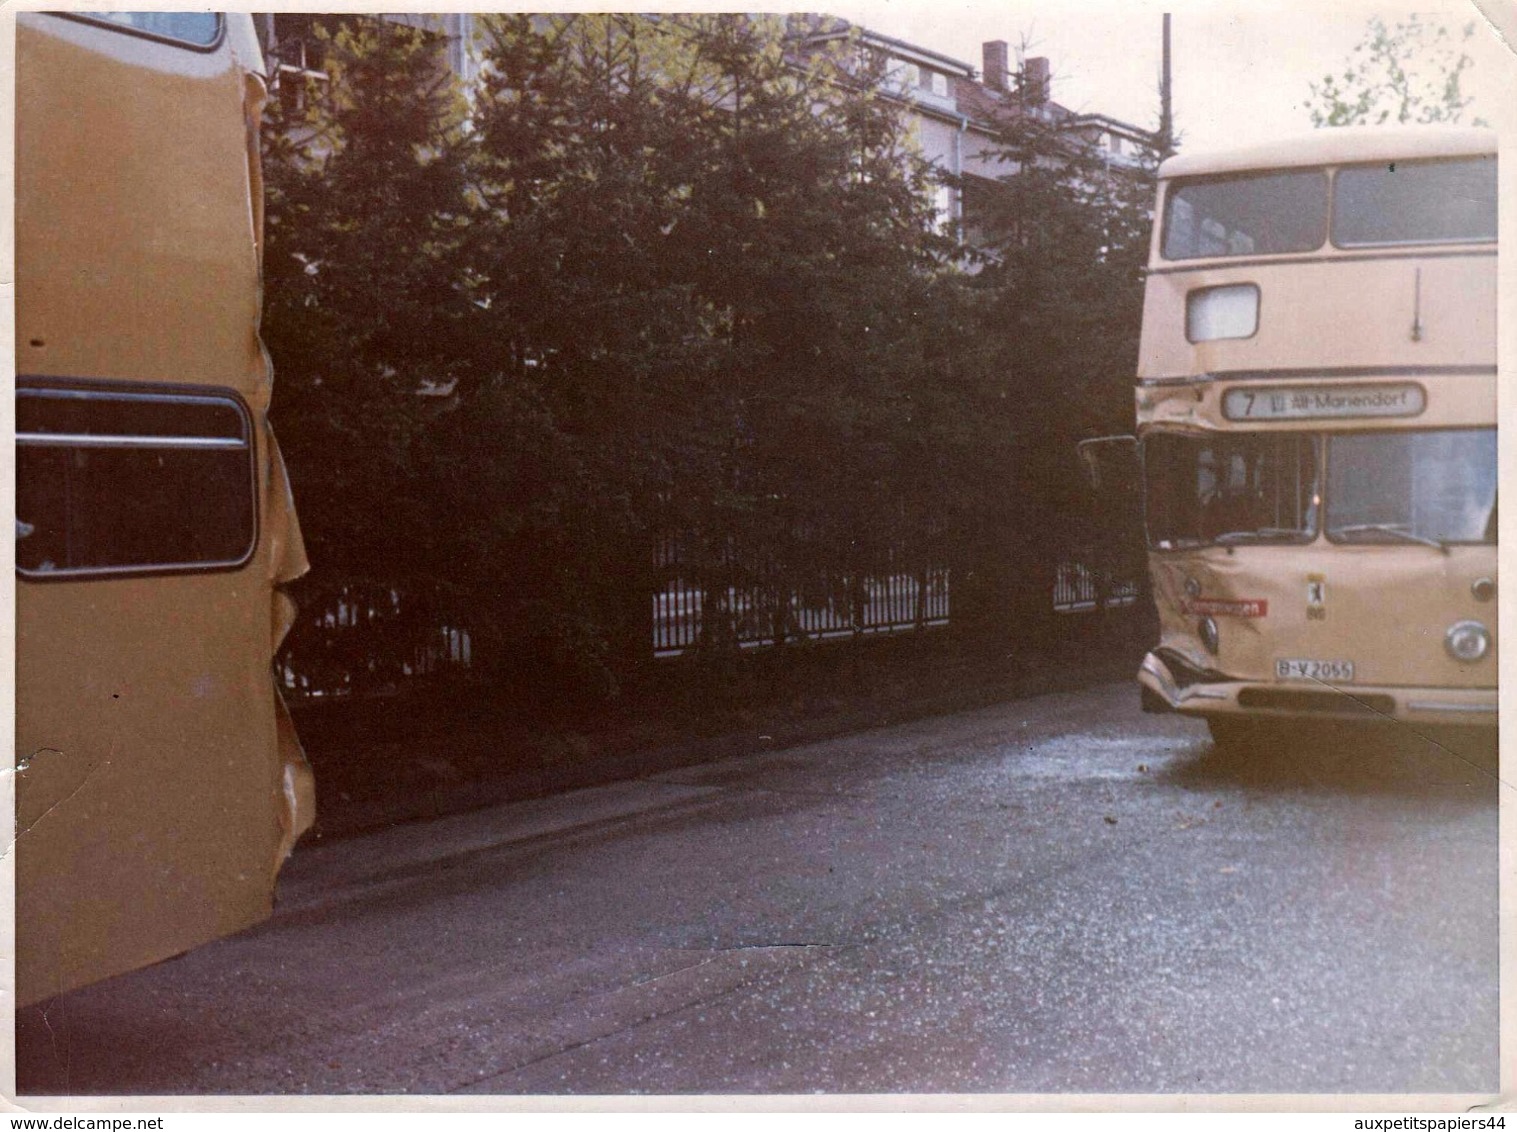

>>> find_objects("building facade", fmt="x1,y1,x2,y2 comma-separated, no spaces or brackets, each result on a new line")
789,18,1155,244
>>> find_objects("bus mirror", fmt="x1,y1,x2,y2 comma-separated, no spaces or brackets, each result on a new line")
1077,435,1138,492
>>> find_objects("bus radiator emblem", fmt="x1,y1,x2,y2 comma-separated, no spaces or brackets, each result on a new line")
1307,574,1326,621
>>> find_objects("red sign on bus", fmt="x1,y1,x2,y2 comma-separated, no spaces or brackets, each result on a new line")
1182,597,1268,618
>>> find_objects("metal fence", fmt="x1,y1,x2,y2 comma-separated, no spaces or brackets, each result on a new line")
1051,561,1142,613
276,585,473,702
652,567,951,657
275,550,1142,698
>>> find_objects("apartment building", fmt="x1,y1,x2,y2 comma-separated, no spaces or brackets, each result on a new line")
789,19,1155,242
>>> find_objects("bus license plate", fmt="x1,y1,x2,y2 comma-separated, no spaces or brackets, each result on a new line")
1275,658,1355,682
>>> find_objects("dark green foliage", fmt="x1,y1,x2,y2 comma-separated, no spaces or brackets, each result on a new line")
949,109,1154,633
465,16,963,667
263,18,478,621
262,14,1151,700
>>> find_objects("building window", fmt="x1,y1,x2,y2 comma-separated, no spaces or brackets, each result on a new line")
927,70,948,97
933,184,955,231
267,14,334,116
884,59,920,94
16,386,257,578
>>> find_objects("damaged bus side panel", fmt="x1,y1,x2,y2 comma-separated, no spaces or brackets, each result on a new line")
15,12,313,1007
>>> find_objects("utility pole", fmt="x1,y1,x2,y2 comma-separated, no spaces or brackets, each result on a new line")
1159,13,1175,158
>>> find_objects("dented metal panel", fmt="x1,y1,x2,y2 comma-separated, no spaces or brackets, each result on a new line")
1147,543,1499,690
15,12,313,1007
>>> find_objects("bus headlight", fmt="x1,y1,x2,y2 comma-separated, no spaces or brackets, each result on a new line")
1199,616,1221,655
1445,620,1490,662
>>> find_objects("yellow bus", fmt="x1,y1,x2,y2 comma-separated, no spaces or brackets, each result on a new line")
15,11,313,1006
1094,127,1496,747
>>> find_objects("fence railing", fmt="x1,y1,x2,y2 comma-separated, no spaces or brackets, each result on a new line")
1052,561,1142,613
652,567,951,657
276,585,473,703
276,553,1142,701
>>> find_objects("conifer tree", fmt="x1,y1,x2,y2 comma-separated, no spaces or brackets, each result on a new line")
262,17,479,684
952,91,1155,635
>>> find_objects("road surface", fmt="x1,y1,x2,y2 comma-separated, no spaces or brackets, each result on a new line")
15,682,1499,1098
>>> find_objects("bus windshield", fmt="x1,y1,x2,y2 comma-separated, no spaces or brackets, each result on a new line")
1327,428,1496,546
1144,432,1318,549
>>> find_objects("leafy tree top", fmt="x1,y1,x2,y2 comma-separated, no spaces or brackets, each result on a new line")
1308,15,1487,127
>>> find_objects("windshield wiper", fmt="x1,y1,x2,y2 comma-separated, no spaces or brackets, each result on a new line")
1328,523,1449,554
1213,528,1307,545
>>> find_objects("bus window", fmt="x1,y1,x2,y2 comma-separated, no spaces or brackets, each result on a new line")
16,387,256,577
1162,170,1327,259
64,12,223,47
1327,428,1496,546
1145,432,1318,549
1332,158,1497,247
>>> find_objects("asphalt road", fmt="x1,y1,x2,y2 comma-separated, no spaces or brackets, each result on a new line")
15,682,1499,1099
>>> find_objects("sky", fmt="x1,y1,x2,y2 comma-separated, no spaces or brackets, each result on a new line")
826,0,1517,152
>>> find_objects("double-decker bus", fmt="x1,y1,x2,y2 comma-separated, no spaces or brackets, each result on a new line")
1093,127,1496,747
15,12,313,1006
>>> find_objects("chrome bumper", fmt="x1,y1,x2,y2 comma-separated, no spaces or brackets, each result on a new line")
1138,650,1498,728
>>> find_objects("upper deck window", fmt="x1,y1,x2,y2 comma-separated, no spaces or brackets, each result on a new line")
1332,157,1497,247
1162,170,1328,260
65,13,223,49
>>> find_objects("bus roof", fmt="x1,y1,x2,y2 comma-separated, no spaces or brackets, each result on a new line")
1158,125,1496,180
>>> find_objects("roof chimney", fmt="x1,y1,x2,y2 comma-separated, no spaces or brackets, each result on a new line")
1022,56,1050,105
982,40,1009,92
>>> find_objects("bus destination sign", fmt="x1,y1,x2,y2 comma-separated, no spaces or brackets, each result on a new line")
1221,383,1425,422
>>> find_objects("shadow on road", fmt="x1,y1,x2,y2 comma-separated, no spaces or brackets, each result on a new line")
1158,718,1499,798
